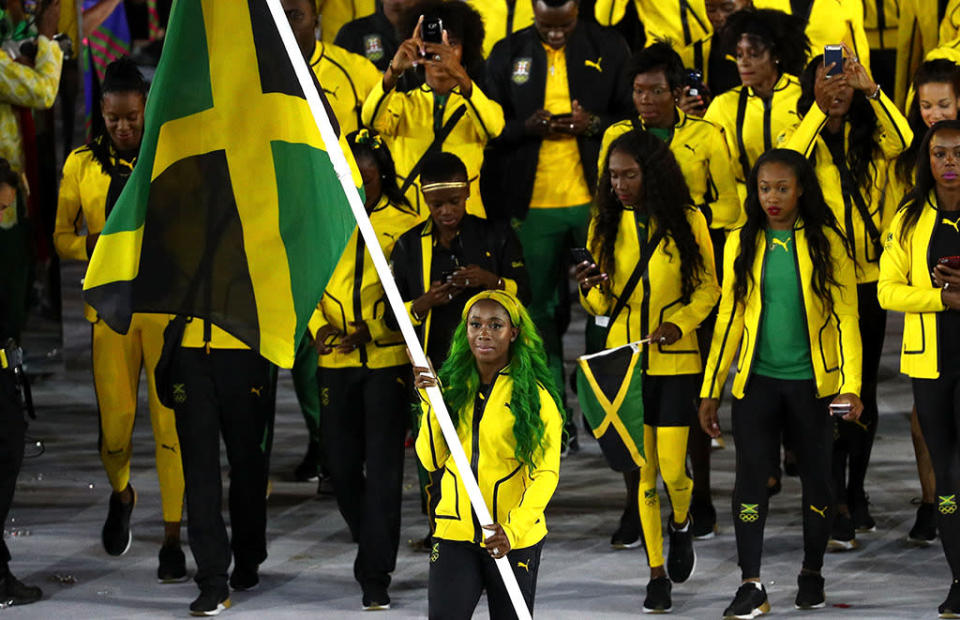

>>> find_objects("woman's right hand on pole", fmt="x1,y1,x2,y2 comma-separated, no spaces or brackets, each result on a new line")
574,260,606,292
412,365,438,389
698,398,721,438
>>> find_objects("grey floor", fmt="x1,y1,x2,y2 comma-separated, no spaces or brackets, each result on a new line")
0,265,948,618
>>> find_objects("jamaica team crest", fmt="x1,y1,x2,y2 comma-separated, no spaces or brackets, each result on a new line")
512,57,532,85
363,34,384,62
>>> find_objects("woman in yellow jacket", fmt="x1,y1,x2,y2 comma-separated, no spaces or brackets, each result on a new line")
362,3,504,219
53,59,186,582
890,58,960,545
414,290,563,619
310,129,419,610
576,130,720,613
699,149,862,618
879,119,960,618
704,9,809,203
780,48,911,549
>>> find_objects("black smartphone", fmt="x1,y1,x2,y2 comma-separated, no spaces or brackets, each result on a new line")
939,255,960,270
570,247,596,266
684,69,706,98
439,269,457,282
551,113,573,123
422,17,444,44
824,45,843,76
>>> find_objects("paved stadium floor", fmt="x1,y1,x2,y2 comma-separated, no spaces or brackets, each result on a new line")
1,268,946,618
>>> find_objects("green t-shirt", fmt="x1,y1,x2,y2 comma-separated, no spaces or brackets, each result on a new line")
648,126,671,143
753,229,814,380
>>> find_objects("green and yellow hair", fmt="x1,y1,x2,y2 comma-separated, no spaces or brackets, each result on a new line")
437,290,563,472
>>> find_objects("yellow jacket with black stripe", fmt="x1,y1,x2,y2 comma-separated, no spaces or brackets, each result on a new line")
54,143,134,324
309,196,419,369
599,110,742,230
778,88,912,283
895,0,942,107
580,206,720,376
465,0,535,58
864,0,900,51
319,0,375,43
309,40,380,137
362,80,505,219
594,0,711,73
704,74,802,201
803,0,871,73
943,0,960,45
878,192,951,379
415,368,563,550
701,222,862,400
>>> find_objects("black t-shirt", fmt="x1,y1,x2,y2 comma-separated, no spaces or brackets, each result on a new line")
932,210,960,372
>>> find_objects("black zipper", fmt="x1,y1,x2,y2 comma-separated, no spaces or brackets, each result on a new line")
470,376,496,542
353,235,368,364
762,95,773,152
928,201,943,375
506,0,517,39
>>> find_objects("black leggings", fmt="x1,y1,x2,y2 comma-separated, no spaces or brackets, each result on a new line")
732,374,834,579
428,539,543,619
0,370,25,573
914,371,960,579
832,281,886,507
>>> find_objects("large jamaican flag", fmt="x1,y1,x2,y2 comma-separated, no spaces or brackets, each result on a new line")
82,0,360,368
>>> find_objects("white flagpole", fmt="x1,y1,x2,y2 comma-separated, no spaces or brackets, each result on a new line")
263,2,532,618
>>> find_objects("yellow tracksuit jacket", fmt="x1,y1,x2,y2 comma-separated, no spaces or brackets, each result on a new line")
778,88,912,283
865,0,900,51
895,0,943,107
804,0,871,73
309,196,419,369
362,80,505,219
701,222,862,400
416,368,563,550
466,0,535,58
319,0,375,43
878,192,951,379
594,0,711,72
705,73,803,201
943,0,960,45
309,40,381,137
599,109,742,230
580,207,721,375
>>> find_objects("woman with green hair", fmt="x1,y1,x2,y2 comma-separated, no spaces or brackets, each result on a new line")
413,289,563,619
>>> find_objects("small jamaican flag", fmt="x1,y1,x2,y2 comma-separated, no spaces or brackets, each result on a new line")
576,343,645,471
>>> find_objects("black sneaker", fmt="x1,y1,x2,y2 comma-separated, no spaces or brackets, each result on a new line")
316,473,335,496
939,579,960,618
828,513,859,551
667,516,696,583
229,565,259,591
851,495,876,533
190,588,231,616
293,442,319,482
157,543,188,583
102,485,135,556
361,584,391,611
794,572,826,609
642,576,672,614
690,501,718,540
0,569,42,606
723,582,770,619
611,514,643,550
909,502,938,545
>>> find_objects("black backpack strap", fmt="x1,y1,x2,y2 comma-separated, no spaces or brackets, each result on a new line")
735,87,752,182
607,215,665,327
399,104,469,196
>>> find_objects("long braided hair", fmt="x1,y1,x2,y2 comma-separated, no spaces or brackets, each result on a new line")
436,291,562,472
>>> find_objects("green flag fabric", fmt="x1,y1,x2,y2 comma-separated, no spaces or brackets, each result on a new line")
576,343,645,471
82,0,361,368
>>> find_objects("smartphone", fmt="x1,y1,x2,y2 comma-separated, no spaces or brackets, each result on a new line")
551,113,573,123
824,45,843,76
570,247,597,266
939,255,960,270
439,269,457,283
829,402,852,417
684,69,706,98
422,17,444,44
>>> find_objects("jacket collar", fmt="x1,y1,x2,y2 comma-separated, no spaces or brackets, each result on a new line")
747,73,793,98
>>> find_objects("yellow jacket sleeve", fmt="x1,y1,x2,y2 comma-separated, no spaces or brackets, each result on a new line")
501,390,562,548
705,126,742,229
53,152,88,261
870,89,913,159
700,231,746,399
0,36,63,108
780,103,827,157
362,77,401,136
831,233,863,396
459,83,505,142
415,396,450,472
594,0,630,25
878,213,948,313
665,210,720,336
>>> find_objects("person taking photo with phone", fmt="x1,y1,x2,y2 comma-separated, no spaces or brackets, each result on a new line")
879,119,960,619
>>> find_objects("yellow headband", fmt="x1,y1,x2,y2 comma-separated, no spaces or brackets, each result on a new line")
422,181,468,193
461,290,523,325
